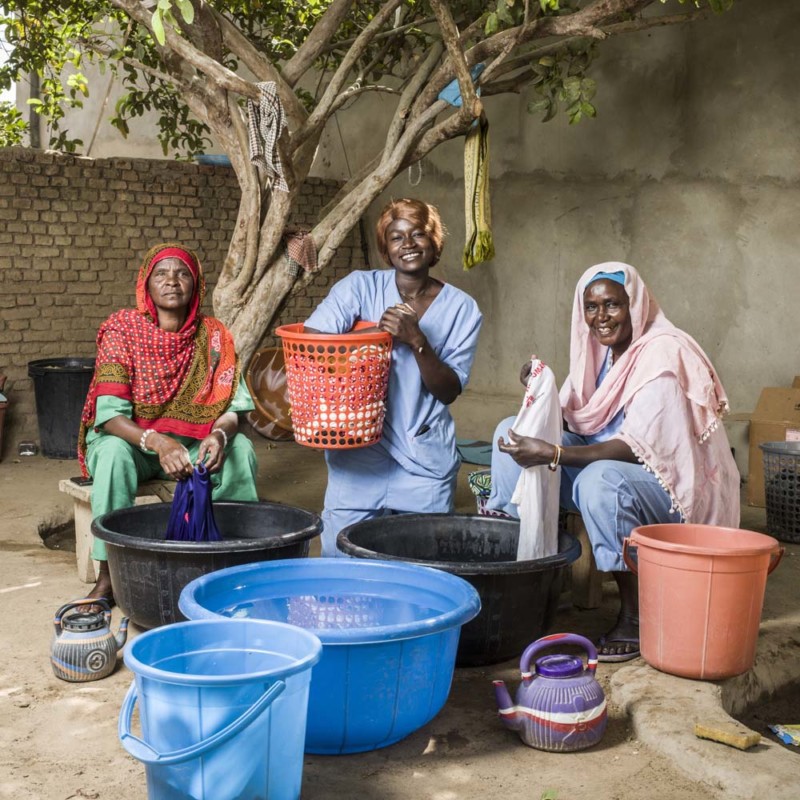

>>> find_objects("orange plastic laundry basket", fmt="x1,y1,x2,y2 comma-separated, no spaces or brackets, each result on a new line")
276,322,392,449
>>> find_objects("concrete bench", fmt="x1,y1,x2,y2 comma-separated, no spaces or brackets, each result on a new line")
58,478,177,583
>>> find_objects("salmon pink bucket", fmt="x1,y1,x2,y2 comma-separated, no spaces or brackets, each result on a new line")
623,524,783,680
276,322,392,450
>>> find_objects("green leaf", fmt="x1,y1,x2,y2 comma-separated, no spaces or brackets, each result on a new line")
176,0,195,25
151,9,166,46
580,101,596,117
485,12,499,35
538,56,556,67
527,98,550,113
562,76,581,103
581,78,597,100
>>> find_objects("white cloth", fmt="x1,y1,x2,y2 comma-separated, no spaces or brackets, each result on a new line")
509,357,562,560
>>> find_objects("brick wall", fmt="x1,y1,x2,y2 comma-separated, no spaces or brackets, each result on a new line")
0,147,363,457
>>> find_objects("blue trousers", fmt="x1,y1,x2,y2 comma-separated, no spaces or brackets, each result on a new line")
487,418,681,571
321,444,457,557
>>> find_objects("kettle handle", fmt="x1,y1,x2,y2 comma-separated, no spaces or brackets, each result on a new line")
53,598,112,634
118,678,286,765
519,633,599,676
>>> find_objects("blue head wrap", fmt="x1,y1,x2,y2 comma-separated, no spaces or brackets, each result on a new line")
587,270,626,288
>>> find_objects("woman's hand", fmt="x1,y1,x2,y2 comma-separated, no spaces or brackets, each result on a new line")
150,433,194,480
197,431,226,473
497,428,557,468
378,304,425,350
519,360,532,387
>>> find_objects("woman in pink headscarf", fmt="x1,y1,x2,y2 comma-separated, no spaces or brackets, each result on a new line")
496,263,740,661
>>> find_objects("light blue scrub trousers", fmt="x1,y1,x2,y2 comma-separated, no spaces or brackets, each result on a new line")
486,416,681,571
321,444,458,557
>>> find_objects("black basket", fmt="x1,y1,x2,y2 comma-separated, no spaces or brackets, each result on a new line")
760,441,800,543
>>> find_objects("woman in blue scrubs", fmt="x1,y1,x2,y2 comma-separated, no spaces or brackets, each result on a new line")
305,198,483,556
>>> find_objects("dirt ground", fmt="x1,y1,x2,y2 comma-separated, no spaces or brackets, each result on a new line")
0,435,741,800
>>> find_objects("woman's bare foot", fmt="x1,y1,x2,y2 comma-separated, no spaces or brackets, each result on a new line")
78,561,115,612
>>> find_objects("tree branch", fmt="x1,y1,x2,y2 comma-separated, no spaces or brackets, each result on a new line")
293,0,405,151
210,8,307,129
429,0,482,121
481,8,712,96
282,0,357,86
82,39,181,88
321,15,437,54
110,0,261,102
383,40,444,158
412,0,654,118
329,84,401,116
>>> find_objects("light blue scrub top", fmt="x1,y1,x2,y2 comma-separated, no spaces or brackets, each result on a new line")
305,269,483,479
583,348,624,443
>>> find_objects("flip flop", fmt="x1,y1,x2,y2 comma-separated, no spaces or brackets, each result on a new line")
597,634,640,663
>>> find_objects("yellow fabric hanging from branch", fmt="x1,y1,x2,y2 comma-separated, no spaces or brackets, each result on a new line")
462,113,494,270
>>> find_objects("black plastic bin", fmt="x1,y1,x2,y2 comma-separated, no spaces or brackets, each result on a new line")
338,514,581,666
27,357,95,459
92,501,322,629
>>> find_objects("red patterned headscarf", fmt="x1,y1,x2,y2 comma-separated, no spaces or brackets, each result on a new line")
78,243,241,475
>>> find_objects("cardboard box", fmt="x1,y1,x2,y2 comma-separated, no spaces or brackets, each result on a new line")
793,376,800,389
747,387,800,507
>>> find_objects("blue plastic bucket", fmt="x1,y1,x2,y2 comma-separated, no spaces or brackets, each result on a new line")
179,558,481,755
120,619,321,800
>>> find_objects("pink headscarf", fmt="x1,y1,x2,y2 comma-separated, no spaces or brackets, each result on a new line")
560,262,739,524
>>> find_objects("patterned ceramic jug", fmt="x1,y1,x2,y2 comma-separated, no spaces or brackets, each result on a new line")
51,599,129,682
493,632,607,752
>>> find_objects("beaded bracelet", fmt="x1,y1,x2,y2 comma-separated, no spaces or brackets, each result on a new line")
139,428,153,453
212,427,228,448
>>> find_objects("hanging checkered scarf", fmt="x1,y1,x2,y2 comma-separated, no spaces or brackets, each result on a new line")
247,81,289,192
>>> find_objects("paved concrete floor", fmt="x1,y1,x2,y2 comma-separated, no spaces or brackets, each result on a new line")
0,435,797,799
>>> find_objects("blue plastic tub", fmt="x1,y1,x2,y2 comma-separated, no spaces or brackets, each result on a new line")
179,558,481,755
121,619,321,800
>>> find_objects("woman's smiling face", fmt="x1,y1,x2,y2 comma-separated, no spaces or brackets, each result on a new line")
583,279,633,358
385,217,436,274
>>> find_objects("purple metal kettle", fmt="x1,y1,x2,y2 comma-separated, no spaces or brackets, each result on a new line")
493,632,607,752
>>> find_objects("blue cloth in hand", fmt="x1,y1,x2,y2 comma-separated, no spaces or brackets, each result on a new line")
166,463,222,542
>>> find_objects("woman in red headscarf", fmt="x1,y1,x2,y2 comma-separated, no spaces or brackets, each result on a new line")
78,243,258,605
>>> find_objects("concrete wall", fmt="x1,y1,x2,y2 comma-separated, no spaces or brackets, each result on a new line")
0,148,359,455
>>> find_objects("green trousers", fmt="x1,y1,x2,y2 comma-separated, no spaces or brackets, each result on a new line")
86,432,259,560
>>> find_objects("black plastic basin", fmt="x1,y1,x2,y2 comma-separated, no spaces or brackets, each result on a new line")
93,501,321,629
337,514,581,667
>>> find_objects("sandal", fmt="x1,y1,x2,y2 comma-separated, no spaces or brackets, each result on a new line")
597,634,640,663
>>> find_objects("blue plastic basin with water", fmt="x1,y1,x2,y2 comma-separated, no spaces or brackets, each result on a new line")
179,558,481,754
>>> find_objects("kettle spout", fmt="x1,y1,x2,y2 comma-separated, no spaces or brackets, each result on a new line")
114,617,130,651
493,680,522,731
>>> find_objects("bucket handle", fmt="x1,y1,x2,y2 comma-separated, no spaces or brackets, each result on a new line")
622,538,637,574
118,678,286,766
768,546,785,575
